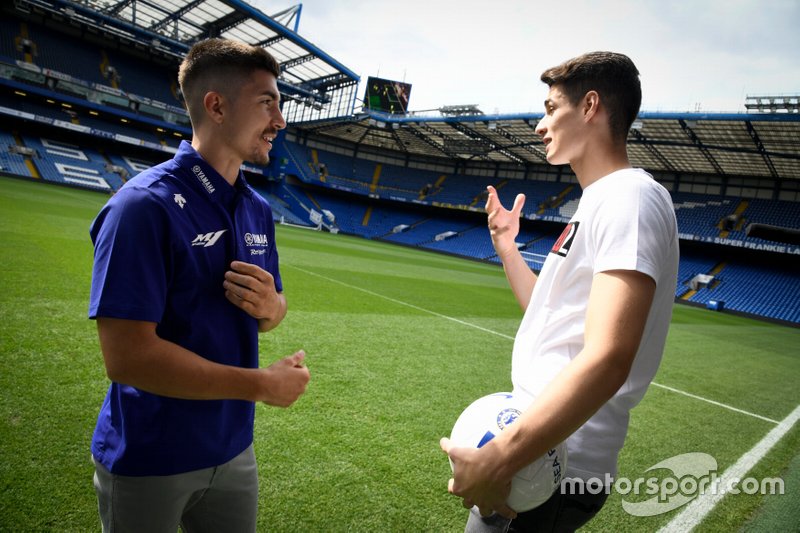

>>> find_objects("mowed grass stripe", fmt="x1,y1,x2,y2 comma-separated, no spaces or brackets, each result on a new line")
288,263,515,340
287,256,781,425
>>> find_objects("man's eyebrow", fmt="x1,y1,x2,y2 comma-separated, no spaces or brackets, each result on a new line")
261,89,280,100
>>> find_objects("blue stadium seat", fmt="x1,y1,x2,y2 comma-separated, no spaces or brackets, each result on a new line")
22,135,124,191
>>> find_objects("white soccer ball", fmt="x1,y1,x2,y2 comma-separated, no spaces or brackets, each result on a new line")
448,392,567,512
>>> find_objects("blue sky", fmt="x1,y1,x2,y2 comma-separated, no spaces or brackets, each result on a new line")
256,0,800,114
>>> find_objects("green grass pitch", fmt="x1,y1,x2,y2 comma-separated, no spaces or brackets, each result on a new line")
1,176,798,532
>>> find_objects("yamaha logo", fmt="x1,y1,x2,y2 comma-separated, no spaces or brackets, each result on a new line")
244,233,269,247
191,164,215,194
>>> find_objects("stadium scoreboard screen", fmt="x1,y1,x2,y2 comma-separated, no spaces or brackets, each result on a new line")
363,76,411,114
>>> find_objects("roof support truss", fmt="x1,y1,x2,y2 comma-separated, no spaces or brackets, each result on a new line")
103,0,133,16
149,0,203,32
679,119,725,175
447,122,524,163
491,123,547,163
630,129,678,173
412,124,461,159
281,53,317,71
745,121,779,179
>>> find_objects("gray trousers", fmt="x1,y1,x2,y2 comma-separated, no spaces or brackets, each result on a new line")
93,445,258,533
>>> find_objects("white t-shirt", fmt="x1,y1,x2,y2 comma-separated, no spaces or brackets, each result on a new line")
511,168,678,480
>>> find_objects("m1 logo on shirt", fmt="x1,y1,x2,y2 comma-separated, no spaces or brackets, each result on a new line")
191,229,227,248
551,222,579,257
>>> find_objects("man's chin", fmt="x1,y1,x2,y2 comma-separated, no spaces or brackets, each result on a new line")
246,155,270,166
545,153,566,166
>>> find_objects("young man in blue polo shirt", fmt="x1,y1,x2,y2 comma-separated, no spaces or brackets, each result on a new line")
88,38,310,532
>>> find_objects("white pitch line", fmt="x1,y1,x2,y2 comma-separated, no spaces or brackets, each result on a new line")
650,382,779,424
289,265,515,340
658,403,800,533
292,265,780,424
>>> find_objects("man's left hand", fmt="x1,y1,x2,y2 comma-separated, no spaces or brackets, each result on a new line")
440,437,518,519
223,261,284,328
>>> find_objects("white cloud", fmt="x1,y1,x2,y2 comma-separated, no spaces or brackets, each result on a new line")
256,0,800,114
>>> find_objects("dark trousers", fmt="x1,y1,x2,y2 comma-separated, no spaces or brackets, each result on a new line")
464,488,609,533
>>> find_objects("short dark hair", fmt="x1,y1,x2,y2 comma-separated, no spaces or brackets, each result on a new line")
540,51,641,141
178,38,281,122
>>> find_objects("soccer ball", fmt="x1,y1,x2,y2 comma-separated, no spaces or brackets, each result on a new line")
448,392,567,512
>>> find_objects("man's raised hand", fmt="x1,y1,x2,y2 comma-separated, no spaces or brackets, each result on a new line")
485,185,526,259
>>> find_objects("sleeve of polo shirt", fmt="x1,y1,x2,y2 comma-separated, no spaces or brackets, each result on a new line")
89,188,169,323
267,221,282,293
262,201,283,293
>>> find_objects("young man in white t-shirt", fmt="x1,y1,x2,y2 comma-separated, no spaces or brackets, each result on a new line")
441,51,679,532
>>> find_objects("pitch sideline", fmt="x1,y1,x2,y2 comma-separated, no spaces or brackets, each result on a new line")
658,404,800,532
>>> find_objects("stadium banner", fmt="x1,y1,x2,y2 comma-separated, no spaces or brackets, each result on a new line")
149,100,168,111
0,106,35,120
678,233,799,255
92,130,115,139
114,134,143,146
93,84,125,97
15,60,41,73
331,184,354,193
42,68,88,87
531,214,571,223
0,113,178,155
53,120,91,134
141,141,176,153
162,104,187,115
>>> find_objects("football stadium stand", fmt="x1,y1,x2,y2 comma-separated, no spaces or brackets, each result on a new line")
682,256,799,323
1,0,798,326
20,134,125,191
0,130,33,177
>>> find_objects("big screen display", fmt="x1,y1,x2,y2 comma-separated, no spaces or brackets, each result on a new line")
363,76,412,114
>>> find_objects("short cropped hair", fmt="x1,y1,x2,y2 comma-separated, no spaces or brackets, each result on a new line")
178,38,281,123
540,51,641,141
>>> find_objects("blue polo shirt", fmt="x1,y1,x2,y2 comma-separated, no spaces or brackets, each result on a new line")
89,141,282,476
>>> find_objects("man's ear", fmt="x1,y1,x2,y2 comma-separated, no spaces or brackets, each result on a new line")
582,90,600,122
202,91,225,125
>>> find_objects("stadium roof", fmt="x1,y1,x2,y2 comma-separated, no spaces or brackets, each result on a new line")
294,109,800,181
17,0,360,119
10,1,799,183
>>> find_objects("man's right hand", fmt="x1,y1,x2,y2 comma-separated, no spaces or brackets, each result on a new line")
485,185,526,259
259,350,310,407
